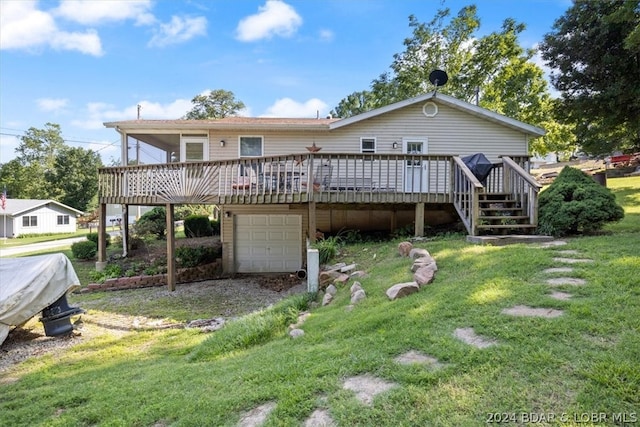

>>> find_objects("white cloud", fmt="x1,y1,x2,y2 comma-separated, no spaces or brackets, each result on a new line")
319,29,334,42
148,16,208,47
0,1,104,56
37,98,69,112
54,0,155,26
261,98,328,118
236,0,302,42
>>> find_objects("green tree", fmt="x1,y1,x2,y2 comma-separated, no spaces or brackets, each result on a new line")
184,89,245,120
0,123,102,210
47,146,103,211
539,0,640,155
330,7,563,155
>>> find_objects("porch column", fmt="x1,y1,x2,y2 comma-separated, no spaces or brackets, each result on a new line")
166,203,176,291
121,204,129,257
96,203,107,271
308,201,317,244
415,203,425,237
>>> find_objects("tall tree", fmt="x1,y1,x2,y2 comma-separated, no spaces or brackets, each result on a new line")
540,0,640,155
184,89,245,119
330,7,567,157
0,123,102,211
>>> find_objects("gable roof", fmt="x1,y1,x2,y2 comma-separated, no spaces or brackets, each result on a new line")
0,199,84,217
104,92,545,137
330,92,546,136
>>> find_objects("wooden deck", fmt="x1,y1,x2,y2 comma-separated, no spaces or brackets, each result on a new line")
98,153,539,236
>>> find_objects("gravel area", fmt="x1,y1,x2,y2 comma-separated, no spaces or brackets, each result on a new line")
0,277,306,375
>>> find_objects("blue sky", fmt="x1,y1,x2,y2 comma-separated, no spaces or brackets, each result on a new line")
0,0,570,165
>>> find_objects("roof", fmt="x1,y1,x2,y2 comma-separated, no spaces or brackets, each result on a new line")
330,92,546,137
104,117,339,131
0,199,84,217
104,92,545,137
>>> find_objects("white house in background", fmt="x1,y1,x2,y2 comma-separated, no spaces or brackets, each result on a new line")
0,199,84,238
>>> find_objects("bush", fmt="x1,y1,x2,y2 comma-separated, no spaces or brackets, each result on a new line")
538,166,624,236
87,232,111,247
314,236,342,265
184,215,213,238
211,219,220,235
175,246,221,268
71,240,97,260
134,207,166,240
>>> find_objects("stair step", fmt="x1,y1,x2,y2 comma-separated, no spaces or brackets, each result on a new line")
480,215,529,220
480,207,524,212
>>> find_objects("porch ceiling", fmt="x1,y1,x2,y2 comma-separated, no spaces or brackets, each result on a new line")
128,133,179,152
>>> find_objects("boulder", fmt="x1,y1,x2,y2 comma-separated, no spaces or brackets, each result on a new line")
326,284,338,296
289,328,305,338
398,241,413,257
350,281,363,295
350,270,368,279
414,266,436,286
386,282,420,300
322,292,333,306
409,248,431,259
351,289,366,304
411,256,438,273
333,273,350,286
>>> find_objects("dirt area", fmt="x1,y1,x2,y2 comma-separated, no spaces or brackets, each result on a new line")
0,276,306,375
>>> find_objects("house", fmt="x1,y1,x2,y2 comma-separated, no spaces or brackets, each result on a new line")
0,199,83,238
99,92,545,286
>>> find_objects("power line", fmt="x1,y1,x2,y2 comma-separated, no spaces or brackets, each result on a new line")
0,129,116,146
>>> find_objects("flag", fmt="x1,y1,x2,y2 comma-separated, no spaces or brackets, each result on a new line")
1,187,6,210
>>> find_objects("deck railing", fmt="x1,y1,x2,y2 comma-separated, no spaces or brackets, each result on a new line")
501,156,542,226
451,156,484,235
99,153,456,205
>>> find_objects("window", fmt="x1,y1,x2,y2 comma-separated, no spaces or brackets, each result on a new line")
360,137,376,154
180,136,209,162
22,215,37,227
239,136,263,157
57,215,70,225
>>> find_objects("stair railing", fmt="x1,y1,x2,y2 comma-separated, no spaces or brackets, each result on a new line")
500,156,542,227
451,156,485,235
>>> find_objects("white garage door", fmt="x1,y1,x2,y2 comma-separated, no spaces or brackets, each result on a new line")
235,214,302,273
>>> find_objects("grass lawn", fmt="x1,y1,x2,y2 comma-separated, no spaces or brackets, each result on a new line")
1,177,638,426
0,228,92,247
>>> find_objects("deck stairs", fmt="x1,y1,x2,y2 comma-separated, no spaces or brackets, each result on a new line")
476,192,537,235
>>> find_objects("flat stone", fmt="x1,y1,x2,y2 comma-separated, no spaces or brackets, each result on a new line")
386,282,420,300
343,375,397,406
409,248,431,259
289,328,305,338
238,402,276,427
557,249,580,255
304,409,336,427
453,327,497,348
394,350,444,369
546,277,586,286
539,240,568,247
553,257,594,264
549,291,572,301
543,267,574,274
501,305,564,318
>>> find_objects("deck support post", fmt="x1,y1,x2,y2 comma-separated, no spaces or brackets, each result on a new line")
415,202,425,237
121,204,129,257
166,203,176,291
96,203,107,271
308,201,317,244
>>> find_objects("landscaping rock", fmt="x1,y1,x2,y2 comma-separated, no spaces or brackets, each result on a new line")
350,270,368,279
289,328,305,338
351,289,366,304
398,241,413,257
414,266,436,286
454,327,497,348
409,248,430,259
394,350,444,369
411,256,438,273
186,318,225,332
386,282,420,300
322,293,333,306
326,284,338,296
340,263,357,273
333,273,350,286
546,277,586,286
501,305,564,318
350,282,363,295
304,409,336,427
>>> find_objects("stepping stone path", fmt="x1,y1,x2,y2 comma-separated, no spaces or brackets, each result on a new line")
454,327,498,348
343,374,397,406
546,277,586,286
501,305,564,318
394,350,445,369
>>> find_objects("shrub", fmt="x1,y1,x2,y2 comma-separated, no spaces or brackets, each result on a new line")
71,240,97,260
175,246,221,268
184,215,213,238
134,207,166,240
210,219,220,235
314,236,342,265
87,232,111,247
538,166,624,236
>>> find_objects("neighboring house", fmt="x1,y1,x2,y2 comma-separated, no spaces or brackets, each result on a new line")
0,199,83,238
99,92,545,280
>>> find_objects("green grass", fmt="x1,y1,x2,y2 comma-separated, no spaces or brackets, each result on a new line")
0,228,92,247
1,177,639,426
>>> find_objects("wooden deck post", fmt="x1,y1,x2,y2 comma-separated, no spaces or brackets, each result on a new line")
308,201,317,244
415,203,425,237
121,204,129,257
166,203,176,291
96,203,107,271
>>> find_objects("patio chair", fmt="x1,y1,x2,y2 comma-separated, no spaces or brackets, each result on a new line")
302,163,333,191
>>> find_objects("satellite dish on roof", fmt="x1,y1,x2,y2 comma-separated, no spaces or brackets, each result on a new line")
429,69,448,93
